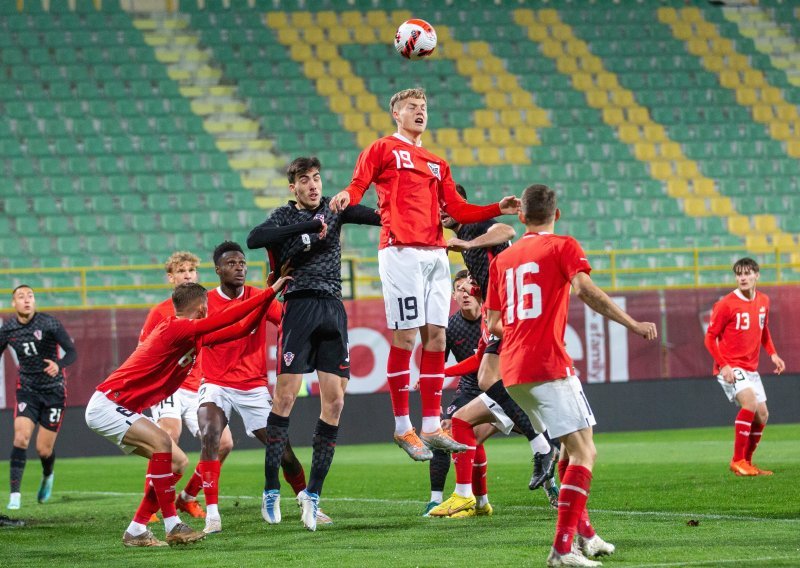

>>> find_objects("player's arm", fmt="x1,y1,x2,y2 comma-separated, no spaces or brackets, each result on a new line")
192,287,277,337
201,299,271,346
331,143,380,212
571,272,657,340
42,321,77,378
139,306,164,344
760,319,785,374
486,309,503,339
247,215,324,250
703,302,734,382
340,204,382,226
440,165,519,224
448,222,515,252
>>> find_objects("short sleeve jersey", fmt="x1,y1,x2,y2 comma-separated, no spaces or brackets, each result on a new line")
485,232,592,386
140,298,201,392
445,311,483,398
705,289,774,374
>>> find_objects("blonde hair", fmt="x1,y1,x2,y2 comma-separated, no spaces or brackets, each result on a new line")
389,88,427,113
165,251,200,274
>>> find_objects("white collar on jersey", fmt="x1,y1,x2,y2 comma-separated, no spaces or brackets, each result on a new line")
216,286,245,300
523,232,552,238
734,288,757,302
392,132,423,147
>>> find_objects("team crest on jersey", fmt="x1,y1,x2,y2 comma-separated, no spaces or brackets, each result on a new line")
33,330,42,340
759,308,766,329
314,213,325,223
17,402,26,413
283,352,295,366
427,162,441,180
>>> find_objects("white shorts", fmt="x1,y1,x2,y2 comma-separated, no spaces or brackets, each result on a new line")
717,368,767,405
506,376,597,439
198,383,272,438
378,246,451,330
477,392,515,435
150,388,200,438
85,391,148,454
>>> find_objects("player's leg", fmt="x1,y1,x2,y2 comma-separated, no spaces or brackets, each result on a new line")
728,371,760,476
425,401,460,515
746,373,771,475
8,414,35,510
197,387,231,531
34,393,64,504
172,391,206,518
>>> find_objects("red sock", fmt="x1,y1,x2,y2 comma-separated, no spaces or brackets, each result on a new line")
746,421,765,463
198,459,221,507
148,452,177,519
283,465,307,495
387,346,412,417
472,443,487,497
133,481,159,525
182,466,203,499
733,408,755,462
419,350,445,420
452,418,477,486
558,458,567,484
557,456,594,537
554,465,592,555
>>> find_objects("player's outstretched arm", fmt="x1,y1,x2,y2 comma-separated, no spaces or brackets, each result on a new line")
571,272,657,340
247,218,323,249
193,288,277,336
447,222,515,252
341,204,381,226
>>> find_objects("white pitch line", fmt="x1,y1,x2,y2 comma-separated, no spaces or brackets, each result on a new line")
58,491,800,524
626,556,800,568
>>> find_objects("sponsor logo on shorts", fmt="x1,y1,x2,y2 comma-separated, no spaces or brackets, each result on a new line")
446,404,457,415
283,352,295,366
17,402,27,413
34,330,42,340
339,364,349,370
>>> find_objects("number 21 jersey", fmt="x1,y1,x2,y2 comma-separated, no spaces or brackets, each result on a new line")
485,232,592,386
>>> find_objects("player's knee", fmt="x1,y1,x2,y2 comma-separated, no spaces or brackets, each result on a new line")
13,433,31,448
35,442,53,459
324,396,345,422
757,407,769,424
274,391,297,415
172,452,189,474
153,429,173,453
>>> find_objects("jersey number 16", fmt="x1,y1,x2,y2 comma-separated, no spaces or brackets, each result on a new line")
505,262,542,323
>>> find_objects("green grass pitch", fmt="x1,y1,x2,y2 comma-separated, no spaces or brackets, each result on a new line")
2,424,799,567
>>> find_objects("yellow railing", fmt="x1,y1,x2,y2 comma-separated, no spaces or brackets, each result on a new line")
1,248,798,311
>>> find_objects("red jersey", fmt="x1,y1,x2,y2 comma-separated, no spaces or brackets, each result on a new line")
345,134,501,248
97,289,276,413
485,232,592,386
704,289,776,374
140,298,201,392
198,285,282,391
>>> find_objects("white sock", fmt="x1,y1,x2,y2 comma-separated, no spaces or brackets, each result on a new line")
126,521,147,536
163,515,180,533
430,491,443,503
206,504,219,518
394,415,413,436
454,483,473,498
179,490,196,502
531,433,551,455
476,494,489,507
421,416,441,434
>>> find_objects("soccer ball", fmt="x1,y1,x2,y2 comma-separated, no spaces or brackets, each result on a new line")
394,19,437,60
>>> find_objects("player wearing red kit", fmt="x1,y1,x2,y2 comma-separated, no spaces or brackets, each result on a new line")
85,279,287,547
704,257,785,477
330,87,520,461
484,185,657,567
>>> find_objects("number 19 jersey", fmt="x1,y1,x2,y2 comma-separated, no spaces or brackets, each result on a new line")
485,232,592,386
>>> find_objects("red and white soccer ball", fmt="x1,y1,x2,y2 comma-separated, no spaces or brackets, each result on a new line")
394,19,437,60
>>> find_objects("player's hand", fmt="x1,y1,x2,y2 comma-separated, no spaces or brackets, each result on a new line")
771,354,785,375
270,264,293,293
318,221,328,240
447,237,471,252
43,359,59,377
720,365,735,384
498,196,521,215
330,191,350,213
631,321,657,340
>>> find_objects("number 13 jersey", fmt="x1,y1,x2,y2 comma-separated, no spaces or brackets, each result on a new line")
485,232,592,386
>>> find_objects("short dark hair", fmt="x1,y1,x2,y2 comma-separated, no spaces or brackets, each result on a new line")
213,241,244,266
287,156,322,184
733,257,760,274
12,284,32,296
521,184,557,225
453,268,470,290
172,282,207,313
455,184,467,200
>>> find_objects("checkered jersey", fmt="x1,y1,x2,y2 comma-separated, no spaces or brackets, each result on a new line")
445,311,482,398
457,220,510,300
0,312,76,394
249,196,380,298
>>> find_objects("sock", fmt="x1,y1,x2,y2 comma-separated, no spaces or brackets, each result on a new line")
207,504,219,518
430,490,443,503
182,465,203,499
531,433,551,455
419,350,445,433
485,380,540,441
558,459,568,485
198,460,221,509
147,453,178,520
283,465,307,496
746,421,766,463
40,452,55,477
554,465,592,555
133,481,160,525
476,494,489,507
307,419,339,495
429,449,451,494
264,413,290,491
10,446,26,493
451,418,476,497
126,520,148,537
733,408,755,462
578,508,596,539
394,415,413,435
163,515,180,533
472,443,488,498
387,346,412,432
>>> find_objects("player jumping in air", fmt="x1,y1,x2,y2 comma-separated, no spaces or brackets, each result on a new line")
330,87,520,461
704,257,785,477
248,156,381,531
485,185,657,567
1,285,76,510
139,251,233,521
85,279,288,547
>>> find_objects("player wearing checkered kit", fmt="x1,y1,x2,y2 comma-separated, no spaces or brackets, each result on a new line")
248,156,381,531
330,88,521,461
485,185,657,567
2,285,76,511
704,257,785,477
85,280,287,547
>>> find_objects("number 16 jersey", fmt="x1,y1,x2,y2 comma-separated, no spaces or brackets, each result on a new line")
485,232,592,386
